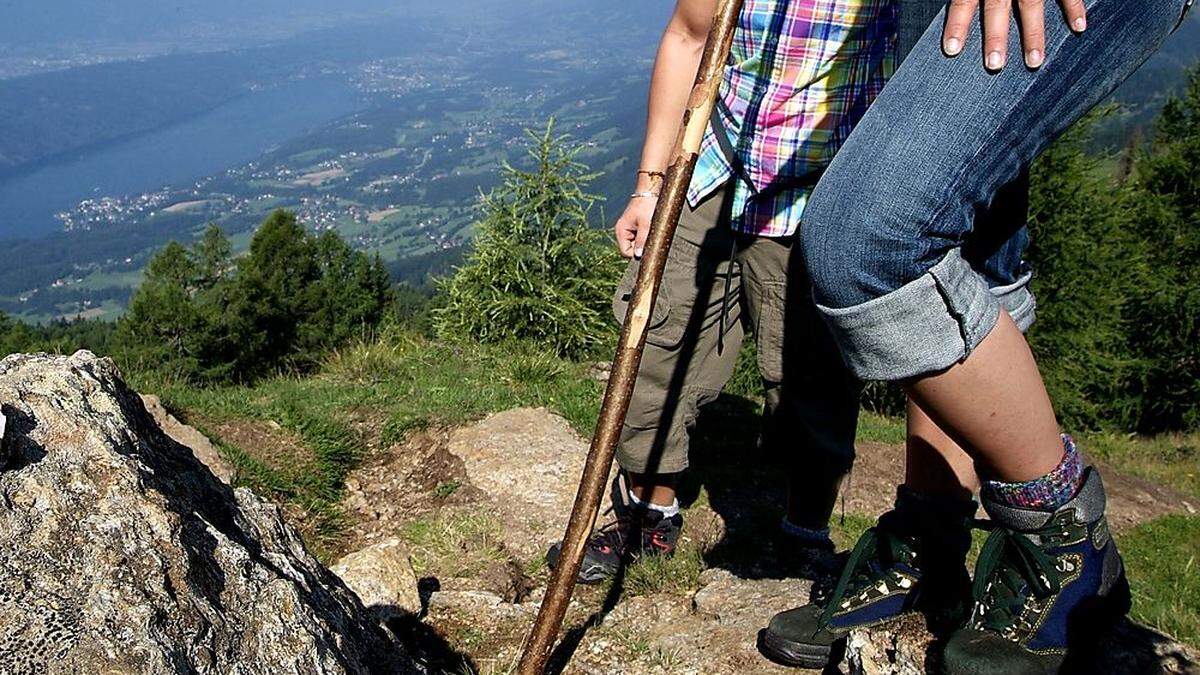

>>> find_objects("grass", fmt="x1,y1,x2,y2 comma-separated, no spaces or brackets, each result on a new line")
1081,430,1200,500
402,511,507,579
137,329,1199,651
148,329,603,556
1118,515,1200,647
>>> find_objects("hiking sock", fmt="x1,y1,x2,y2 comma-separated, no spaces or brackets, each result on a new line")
627,490,681,519
780,519,832,547
981,434,1084,511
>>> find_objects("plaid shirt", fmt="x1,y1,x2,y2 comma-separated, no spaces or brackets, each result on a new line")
687,0,898,236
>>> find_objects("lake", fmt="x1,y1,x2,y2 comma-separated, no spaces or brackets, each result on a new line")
0,76,363,240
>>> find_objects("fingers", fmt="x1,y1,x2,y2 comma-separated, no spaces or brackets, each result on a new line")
982,0,1013,71
614,217,636,258
943,0,978,56
1017,0,1046,68
633,218,651,259
1058,0,1087,33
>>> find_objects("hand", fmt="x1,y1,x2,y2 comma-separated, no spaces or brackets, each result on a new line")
942,0,1088,71
614,196,657,259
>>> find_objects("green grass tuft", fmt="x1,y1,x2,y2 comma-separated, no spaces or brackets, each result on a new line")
1118,515,1200,648
403,511,507,579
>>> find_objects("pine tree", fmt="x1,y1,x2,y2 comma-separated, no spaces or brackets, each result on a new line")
1124,67,1200,431
1025,112,1141,430
434,121,622,358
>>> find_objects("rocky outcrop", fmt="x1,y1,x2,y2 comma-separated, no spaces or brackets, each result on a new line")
332,538,423,620
0,352,414,674
140,393,235,484
445,407,593,560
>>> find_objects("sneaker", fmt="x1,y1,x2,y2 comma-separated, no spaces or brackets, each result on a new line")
942,467,1130,675
545,473,683,584
760,488,976,669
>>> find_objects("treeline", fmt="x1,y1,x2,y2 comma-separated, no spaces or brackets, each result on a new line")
117,212,394,382
1023,69,1200,432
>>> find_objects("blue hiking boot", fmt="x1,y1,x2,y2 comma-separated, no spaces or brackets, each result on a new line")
942,467,1130,675
760,488,977,669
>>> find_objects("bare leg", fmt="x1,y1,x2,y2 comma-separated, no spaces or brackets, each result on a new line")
627,472,678,507
905,399,979,501
903,312,1063,482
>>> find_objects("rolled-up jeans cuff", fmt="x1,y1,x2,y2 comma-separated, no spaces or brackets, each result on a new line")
817,249,1017,381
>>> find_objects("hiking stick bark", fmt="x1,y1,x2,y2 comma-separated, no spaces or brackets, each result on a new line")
516,1,745,671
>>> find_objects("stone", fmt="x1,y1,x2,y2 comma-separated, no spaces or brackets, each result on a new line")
692,568,812,632
140,393,234,484
0,351,415,674
445,407,596,559
844,615,1200,675
332,538,423,619
0,408,8,468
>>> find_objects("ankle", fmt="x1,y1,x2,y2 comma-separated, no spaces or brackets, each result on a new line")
627,490,681,518
981,434,1083,512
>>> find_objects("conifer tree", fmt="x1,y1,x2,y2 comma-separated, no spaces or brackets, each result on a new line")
1124,67,1200,431
434,121,622,358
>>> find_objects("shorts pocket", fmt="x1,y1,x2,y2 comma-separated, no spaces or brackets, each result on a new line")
612,237,707,350
754,281,788,384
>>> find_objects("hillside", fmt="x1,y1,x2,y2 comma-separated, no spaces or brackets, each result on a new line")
136,331,1200,672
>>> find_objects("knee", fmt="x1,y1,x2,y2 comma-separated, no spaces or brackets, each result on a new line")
801,156,945,310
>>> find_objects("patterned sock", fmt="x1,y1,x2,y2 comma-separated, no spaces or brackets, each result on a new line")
982,434,1084,511
627,491,680,518
780,519,832,546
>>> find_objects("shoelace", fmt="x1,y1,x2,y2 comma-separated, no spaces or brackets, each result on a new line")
970,521,1062,633
586,509,633,555
818,526,911,628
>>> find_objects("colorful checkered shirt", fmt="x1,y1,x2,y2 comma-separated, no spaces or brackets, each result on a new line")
687,0,899,236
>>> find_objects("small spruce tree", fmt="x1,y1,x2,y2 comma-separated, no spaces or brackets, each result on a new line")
434,121,622,358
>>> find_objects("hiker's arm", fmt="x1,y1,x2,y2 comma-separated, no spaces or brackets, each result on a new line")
615,0,717,258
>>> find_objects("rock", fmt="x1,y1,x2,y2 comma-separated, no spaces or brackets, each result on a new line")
844,614,1200,675
427,589,536,621
845,614,932,675
692,568,812,632
332,538,423,619
445,407,596,559
0,352,414,674
140,393,234,484
0,408,8,468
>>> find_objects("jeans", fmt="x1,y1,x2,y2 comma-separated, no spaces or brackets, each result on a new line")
802,0,1192,380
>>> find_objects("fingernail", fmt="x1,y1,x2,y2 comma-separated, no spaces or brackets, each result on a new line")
987,51,1005,70
945,37,962,55
634,248,644,258
1026,49,1043,68
1073,17,1087,31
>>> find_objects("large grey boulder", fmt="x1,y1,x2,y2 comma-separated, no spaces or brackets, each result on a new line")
0,352,415,674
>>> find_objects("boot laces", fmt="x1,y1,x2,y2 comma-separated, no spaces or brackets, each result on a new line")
818,525,915,628
970,521,1063,634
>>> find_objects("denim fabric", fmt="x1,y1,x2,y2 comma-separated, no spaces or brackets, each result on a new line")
802,0,1190,380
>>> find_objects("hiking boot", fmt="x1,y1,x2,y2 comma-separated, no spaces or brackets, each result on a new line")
761,488,976,669
776,527,839,583
943,467,1130,675
545,472,683,584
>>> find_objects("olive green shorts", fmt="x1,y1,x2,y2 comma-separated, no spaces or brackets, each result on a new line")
613,186,861,479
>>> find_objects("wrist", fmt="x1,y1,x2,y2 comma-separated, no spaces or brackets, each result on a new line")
636,170,665,193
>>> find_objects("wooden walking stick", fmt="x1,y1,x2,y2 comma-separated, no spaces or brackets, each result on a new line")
516,1,745,672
